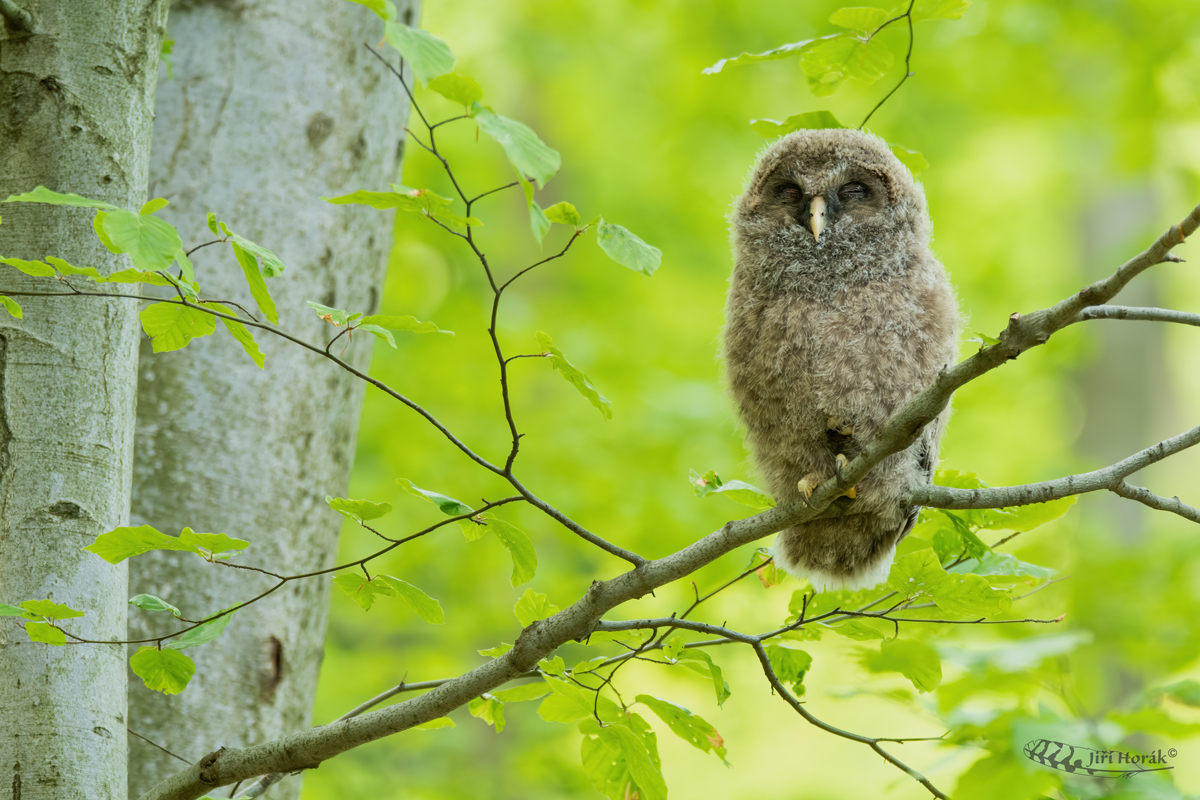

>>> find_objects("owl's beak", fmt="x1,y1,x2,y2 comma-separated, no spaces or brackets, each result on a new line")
810,195,827,241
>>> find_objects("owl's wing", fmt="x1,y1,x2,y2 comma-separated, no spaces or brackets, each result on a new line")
895,430,939,544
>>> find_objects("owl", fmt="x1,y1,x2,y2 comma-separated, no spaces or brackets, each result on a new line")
723,128,959,593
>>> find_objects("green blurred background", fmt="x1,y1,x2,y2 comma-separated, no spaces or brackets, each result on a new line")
303,1,1200,797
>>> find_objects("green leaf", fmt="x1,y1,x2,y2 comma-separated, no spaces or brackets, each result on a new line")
377,575,445,624
322,189,415,210
307,301,354,327
333,573,396,611
800,34,894,97
535,331,612,419
1152,679,1200,708
469,696,506,732
538,678,598,724
459,516,489,542
84,525,201,564
982,496,1077,532
488,518,537,587
571,656,609,674
345,0,396,20
494,683,553,702
862,638,942,693
19,599,85,620
0,257,54,277
414,717,455,730
636,694,728,762
1108,708,1200,739
766,644,813,695
130,646,196,694
934,469,985,489
702,36,833,75
326,496,393,523
25,622,67,645
139,302,217,353
912,0,971,22
177,528,250,559
931,573,1012,617
3,186,119,210
428,72,483,106
470,103,561,189
689,469,775,508
232,243,279,324
358,314,453,335
538,656,567,676
596,221,661,276
593,723,667,800
129,594,181,617
103,268,174,286
830,7,890,30
205,212,219,236
0,296,21,318
324,186,467,230
384,21,455,86
886,548,949,596
530,201,551,243
750,110,844,138
674,649,731,707
0,603,26,616
201,302,265,368
93,211,119,252
44,256,102,280
544,202,583,227
100,209,183,271
889,144,929,176
514,588,559,627
140,198,170,215
825,618,886,640
396,478,474,516
167,608,235,650
479,642,513,658
969,330,1000,347
949,552,1057,581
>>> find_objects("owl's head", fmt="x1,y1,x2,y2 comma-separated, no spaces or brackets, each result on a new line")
731,128,932,287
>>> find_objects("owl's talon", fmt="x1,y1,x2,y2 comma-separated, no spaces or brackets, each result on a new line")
796,474,819,507
834,454,857,499
827,416,853,436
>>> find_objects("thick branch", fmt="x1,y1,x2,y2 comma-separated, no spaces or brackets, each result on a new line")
912,423,1200,513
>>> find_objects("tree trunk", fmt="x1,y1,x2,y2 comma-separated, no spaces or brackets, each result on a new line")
0,2,167,799
127,1,416,795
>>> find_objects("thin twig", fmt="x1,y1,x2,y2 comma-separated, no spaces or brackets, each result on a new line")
860,0,916,130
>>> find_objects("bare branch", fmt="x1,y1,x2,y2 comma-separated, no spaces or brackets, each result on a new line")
1111,481,1200,524
1078,305,1200,327
913,423,1200,511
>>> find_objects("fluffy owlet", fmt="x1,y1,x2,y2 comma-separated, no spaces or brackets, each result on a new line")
724,128,959,592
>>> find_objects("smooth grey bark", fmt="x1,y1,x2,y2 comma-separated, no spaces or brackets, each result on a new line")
0,2,167,800
127,1,416,795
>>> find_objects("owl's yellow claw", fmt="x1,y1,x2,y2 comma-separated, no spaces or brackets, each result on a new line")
827,416,853,436
834,454,857,499
797,474,819,506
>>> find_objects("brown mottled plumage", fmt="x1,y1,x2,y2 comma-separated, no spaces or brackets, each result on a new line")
724,128,959,592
